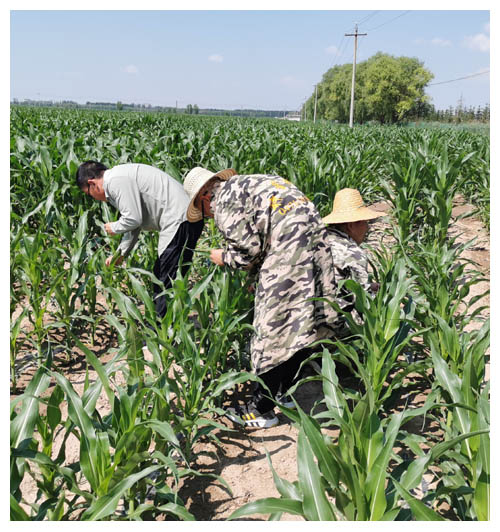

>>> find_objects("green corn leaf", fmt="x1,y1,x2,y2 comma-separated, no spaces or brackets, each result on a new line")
104,314,127,341
473,466,490,521
297,405,340,490
431,345,472,458
362,413,384,472
154,502,196,521
11,447,92,501
400,455,430,492
143,420,180,447
321,350,347,424
264,447,303,501
10,494,30,521
366,410,404,520
40,145,52,177
383,293,402,342
228,498,304,520
76,210,89,246
81,464,162,520
69,332,116,407
51,372,101,491
297,429,336,521
392,478,445,521
11,367,51,448
46,385,64,431
211,371,263,399
429,429,488,462
127,271,156,319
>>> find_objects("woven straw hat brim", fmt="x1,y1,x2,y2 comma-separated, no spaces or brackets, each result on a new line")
184,167,237,222
322,206,382,225
322,187,383,225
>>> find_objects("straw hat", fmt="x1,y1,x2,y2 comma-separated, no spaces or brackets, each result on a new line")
184,167,237,222
322,188,382,225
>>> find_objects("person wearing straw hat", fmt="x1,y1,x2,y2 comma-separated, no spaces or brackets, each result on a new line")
76,161,204,320
322,188,383,295
184,167,340,428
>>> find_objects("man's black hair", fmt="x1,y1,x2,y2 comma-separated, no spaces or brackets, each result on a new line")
76,161,108,189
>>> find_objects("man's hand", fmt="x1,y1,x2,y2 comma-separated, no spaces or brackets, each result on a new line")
209,248,224,266
106,255,124,267
104,223,116,236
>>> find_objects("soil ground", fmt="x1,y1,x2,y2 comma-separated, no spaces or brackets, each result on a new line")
12,196,490,521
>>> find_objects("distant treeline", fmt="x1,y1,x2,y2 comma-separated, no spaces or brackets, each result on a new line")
408,102,490,124
10,98,489,124
10,99,291,118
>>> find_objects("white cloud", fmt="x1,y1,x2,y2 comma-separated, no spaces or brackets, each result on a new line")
325,45,339,55
431,37,452,47
463,32,490,52
122,64,139,74
208,54,223,63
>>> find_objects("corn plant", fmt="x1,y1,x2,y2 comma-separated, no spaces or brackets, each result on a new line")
425,322,490,520
403,236,488,335
15,230,58,355
10,106,490,521
323,258,426,411
230,348,488,521
10,345,198,521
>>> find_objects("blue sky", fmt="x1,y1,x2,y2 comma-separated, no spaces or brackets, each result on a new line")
9,3,492,111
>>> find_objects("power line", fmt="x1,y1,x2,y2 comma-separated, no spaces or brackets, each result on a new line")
365,10,411,31
357,10,380,26
428,70,490,86
327,33,348,68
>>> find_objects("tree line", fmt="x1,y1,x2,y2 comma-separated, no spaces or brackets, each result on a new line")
11,99,292,118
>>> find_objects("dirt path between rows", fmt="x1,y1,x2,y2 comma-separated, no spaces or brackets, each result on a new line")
14,197,490,520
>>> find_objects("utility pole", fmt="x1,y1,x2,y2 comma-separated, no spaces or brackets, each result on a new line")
313,84,318,123
345,24,367,128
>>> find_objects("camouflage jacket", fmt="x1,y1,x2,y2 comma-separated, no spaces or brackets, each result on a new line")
325,227,371,292
214,174,340,375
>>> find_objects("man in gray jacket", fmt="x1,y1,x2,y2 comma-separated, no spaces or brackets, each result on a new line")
76,160,204,319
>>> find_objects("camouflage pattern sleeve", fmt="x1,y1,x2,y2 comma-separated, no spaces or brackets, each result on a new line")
326,227,372,292
214,179,265,271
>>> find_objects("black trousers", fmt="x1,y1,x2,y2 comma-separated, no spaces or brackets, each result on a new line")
152,219,204,319
253,347,313,413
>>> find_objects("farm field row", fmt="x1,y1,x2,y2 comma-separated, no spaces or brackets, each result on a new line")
10,107,490,521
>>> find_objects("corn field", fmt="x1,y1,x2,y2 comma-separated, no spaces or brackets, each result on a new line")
10,107,490,521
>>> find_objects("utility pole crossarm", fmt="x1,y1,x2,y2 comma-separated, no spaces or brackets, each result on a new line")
345,24,367,128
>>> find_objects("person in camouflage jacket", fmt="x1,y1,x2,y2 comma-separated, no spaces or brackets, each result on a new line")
184,167,340,428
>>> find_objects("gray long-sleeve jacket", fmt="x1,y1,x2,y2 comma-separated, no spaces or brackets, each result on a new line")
103,163,189,258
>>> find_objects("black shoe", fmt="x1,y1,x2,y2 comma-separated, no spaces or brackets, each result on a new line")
275,392,296,409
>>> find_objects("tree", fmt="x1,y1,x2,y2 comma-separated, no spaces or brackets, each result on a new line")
116,101,123,111
310,52,434,124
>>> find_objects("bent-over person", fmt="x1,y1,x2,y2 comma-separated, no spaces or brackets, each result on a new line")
323,188,383,319
76,161,203,320
183,167,341,428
